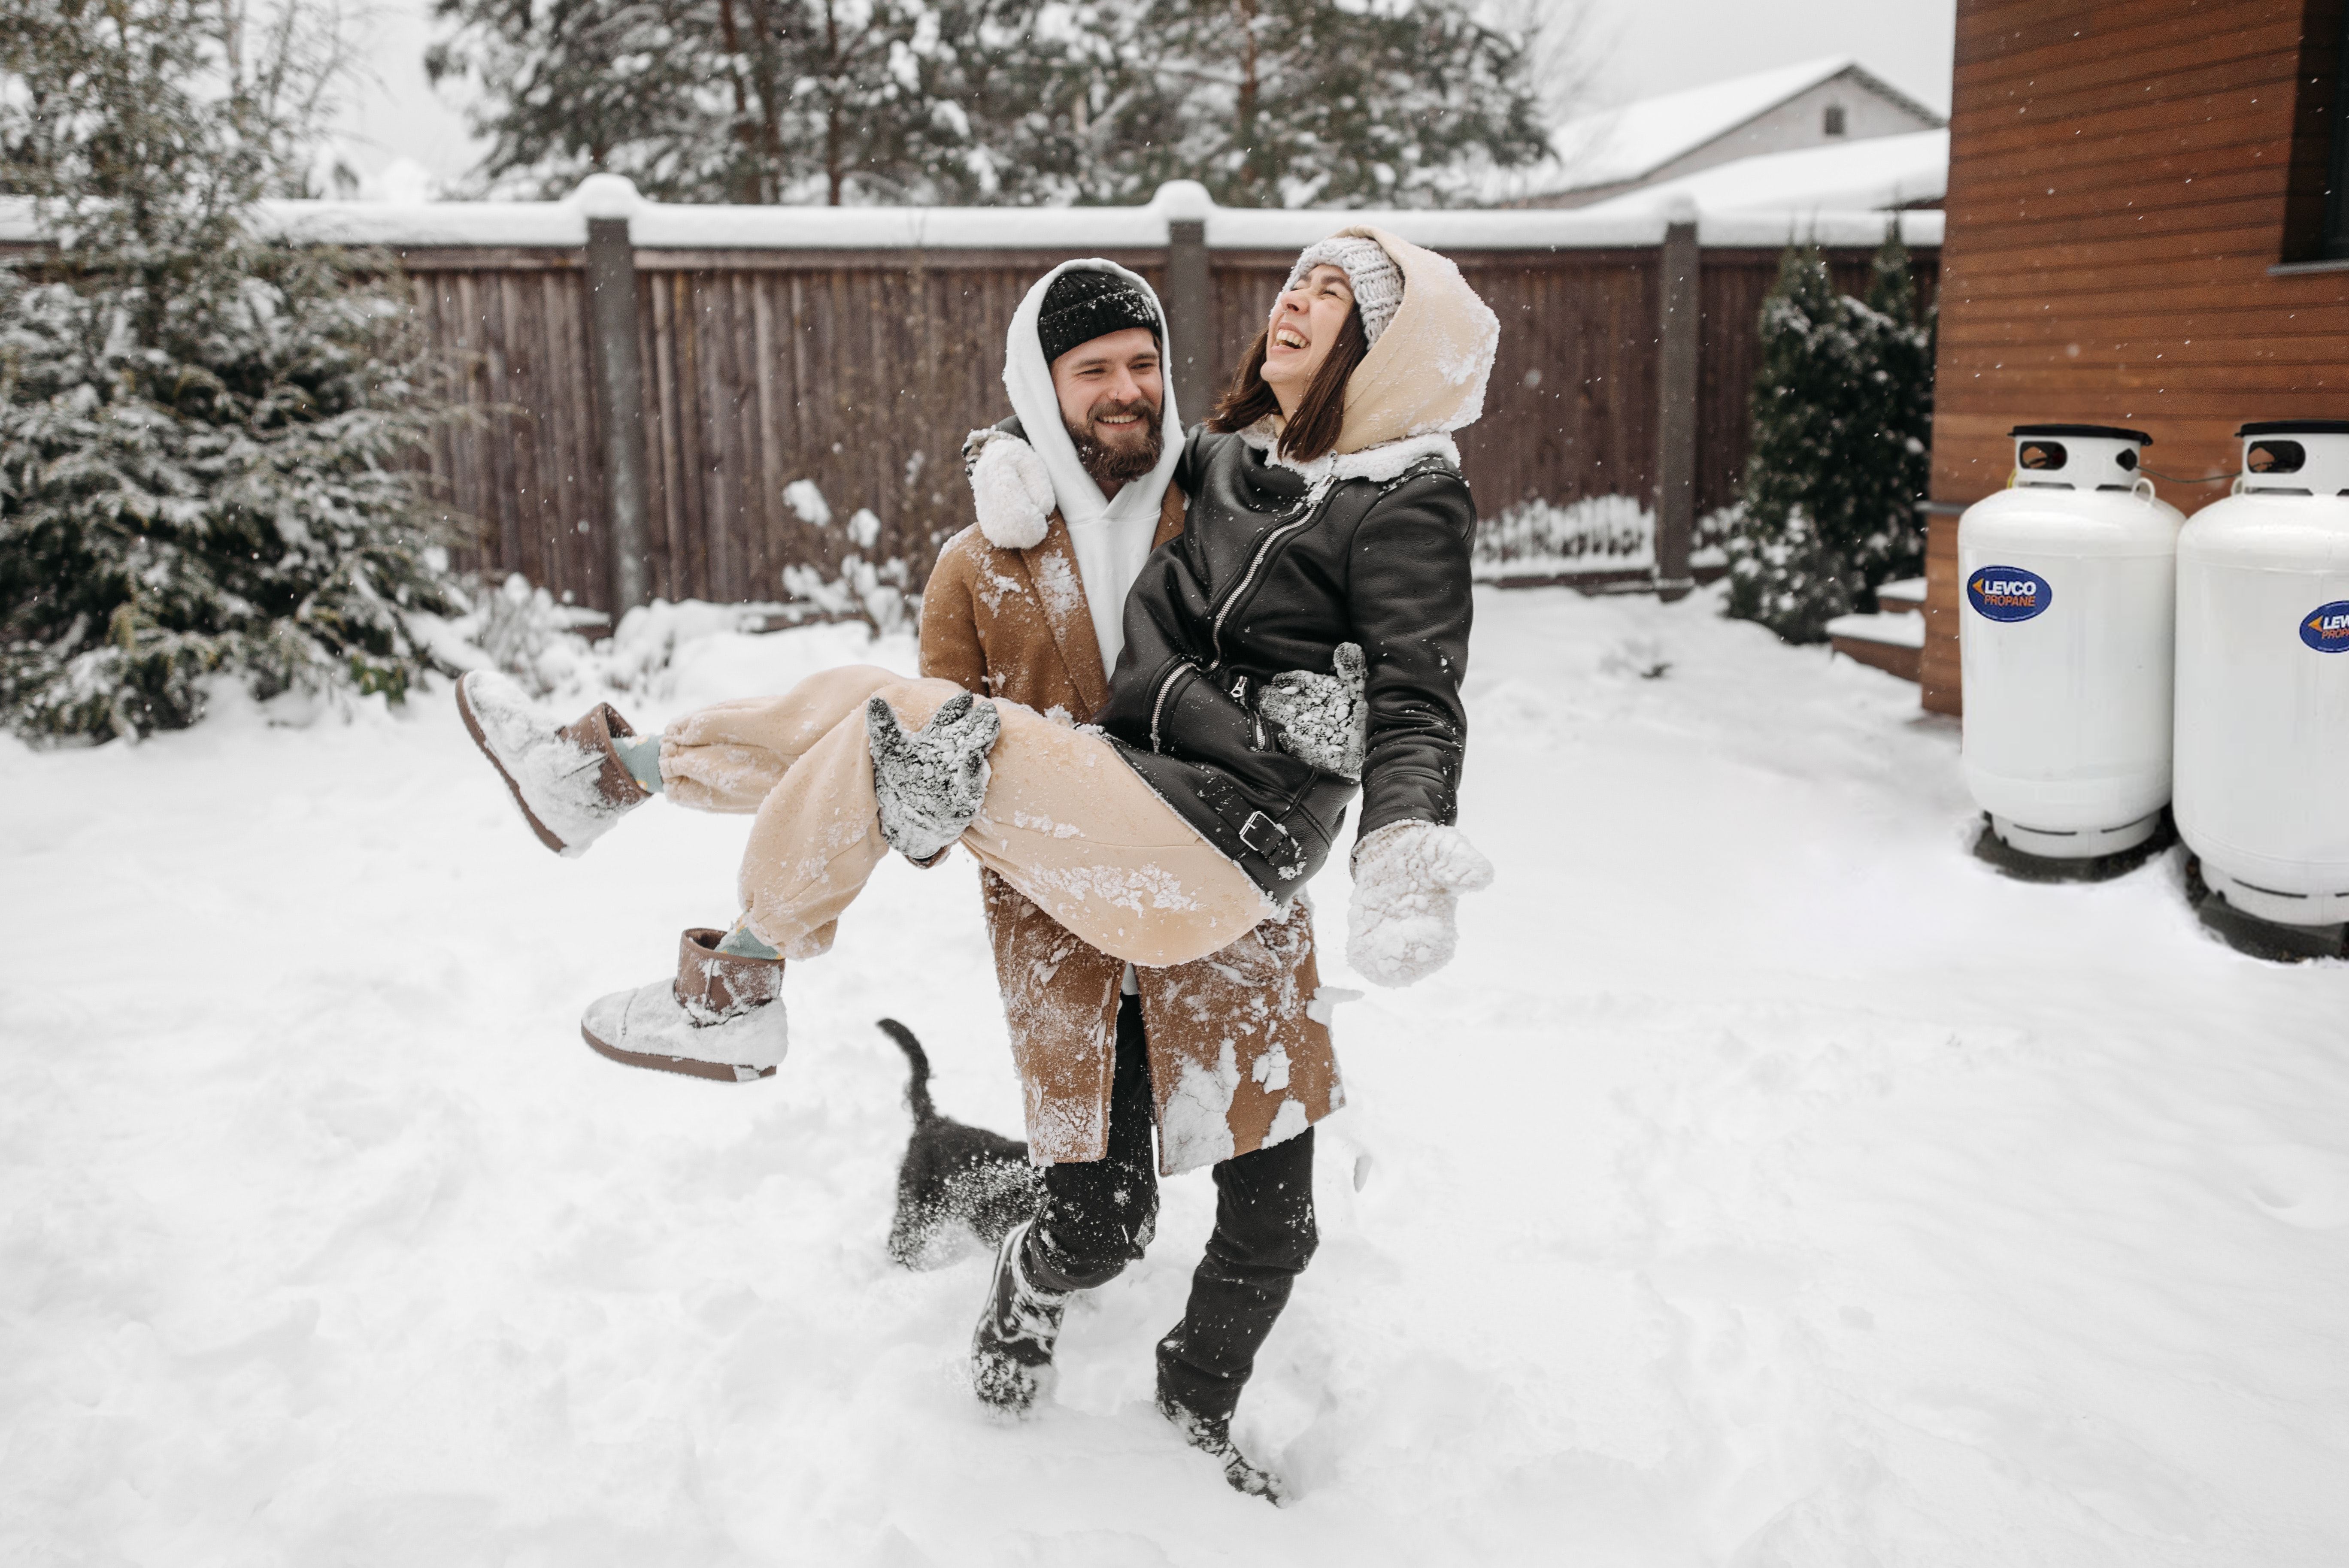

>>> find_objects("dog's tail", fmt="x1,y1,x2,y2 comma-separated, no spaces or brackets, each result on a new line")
876,1018,938,1125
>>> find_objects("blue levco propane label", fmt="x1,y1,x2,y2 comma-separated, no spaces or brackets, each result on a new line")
2302,600,2349,652
1967,566,2051,623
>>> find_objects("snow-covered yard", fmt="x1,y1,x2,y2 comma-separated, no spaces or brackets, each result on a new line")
4,584,2345,1565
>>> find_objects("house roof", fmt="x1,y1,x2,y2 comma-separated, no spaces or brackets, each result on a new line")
1577,129,1949,216
1484,56,1946,204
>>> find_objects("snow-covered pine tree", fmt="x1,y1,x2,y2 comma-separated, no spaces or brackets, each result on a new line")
427,0,1557,207
428,0,993,204
1724,234,1934,643
0,0,459,742
903,0,1175,205
1106,0,1551,207
424,0,727,200
908,0,1557,206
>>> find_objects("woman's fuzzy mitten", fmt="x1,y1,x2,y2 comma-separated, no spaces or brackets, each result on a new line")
1346,820,1494,987
1259,642,1367,779
867,691,1002,862
963,428,1054,550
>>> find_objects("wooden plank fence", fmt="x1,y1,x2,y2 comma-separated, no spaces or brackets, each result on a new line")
85,187,1946,612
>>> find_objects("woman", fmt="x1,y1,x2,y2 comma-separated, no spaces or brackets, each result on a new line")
458,227,1497,1081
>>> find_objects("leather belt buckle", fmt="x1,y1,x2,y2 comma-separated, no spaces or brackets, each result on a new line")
1239,811,1284,853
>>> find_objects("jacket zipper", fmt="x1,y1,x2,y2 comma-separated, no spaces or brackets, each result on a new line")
1210,459,1444,672
1148,660,1190,751
1208,499,1320,667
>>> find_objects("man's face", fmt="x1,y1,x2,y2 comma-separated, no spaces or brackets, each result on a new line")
1049,326,1164,486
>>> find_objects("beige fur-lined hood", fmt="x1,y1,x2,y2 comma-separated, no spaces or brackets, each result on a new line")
1271,225,1500,457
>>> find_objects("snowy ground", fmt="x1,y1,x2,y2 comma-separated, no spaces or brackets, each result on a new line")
5,584,2346,1566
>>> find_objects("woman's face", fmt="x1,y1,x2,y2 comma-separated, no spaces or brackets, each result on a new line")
1261,263,1357,409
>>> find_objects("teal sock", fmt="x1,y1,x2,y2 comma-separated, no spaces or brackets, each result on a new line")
717,924,780,960
613,733,664,793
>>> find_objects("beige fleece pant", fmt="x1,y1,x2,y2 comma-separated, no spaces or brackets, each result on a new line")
657,666,1271,968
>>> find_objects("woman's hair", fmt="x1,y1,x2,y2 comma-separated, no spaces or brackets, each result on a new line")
1206,302,1370,464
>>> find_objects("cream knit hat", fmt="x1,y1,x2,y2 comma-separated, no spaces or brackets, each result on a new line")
1283,236,1406,347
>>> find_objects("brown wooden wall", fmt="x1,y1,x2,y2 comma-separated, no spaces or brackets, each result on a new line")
630,251,1164,606
1923,510,1964,716
412,259,613,608
1933,0,2349,512
409,238,1938,611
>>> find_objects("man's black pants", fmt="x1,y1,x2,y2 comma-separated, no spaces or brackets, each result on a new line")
1019,995,1318,1429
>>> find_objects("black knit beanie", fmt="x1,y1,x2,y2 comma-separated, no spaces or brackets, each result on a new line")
1037,268,1161,366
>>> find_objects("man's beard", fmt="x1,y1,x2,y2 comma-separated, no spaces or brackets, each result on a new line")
1065,395,1163,487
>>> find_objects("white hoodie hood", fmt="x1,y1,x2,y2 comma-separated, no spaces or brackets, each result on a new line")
1001,259,1182,672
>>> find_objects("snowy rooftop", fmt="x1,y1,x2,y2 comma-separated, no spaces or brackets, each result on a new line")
0,179,1943,253
1481,55,1945,207
1578,130,1949,218
1555,56,1857,186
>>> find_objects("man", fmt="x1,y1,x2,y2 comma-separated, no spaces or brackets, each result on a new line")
918,261,1341,1504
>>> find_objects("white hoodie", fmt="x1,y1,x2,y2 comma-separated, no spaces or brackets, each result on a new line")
999,259,1183,674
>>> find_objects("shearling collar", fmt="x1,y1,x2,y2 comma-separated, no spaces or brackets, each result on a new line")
1236,420,1460,490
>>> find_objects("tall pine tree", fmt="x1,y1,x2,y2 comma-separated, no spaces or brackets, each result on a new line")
1724,234,1935,644
425,0,1556,206
425,0,984,204
0,0,459,742
1121,0,1551,207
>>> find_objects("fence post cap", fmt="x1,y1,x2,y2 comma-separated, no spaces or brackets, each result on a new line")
569,174,645,220
1152,180,1214,224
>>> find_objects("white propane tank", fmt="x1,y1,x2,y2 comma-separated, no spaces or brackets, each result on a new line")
2175,420,2349,933
1959,425,2184,868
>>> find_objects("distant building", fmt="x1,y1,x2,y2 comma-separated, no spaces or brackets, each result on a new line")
1575,130,1949,216
1496,56,1946,210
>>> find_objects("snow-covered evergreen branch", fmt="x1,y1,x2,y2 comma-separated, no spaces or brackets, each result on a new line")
1,0,461,741
1724,236,1934,644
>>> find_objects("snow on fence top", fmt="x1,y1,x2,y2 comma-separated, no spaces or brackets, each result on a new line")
0,177,1942,254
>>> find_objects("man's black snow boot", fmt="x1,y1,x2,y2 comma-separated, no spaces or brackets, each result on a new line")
1155,1365,1287,1505
971,1219,1069,1415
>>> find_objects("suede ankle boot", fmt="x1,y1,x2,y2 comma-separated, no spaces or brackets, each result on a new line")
578,928,788,1082
457,670,653,857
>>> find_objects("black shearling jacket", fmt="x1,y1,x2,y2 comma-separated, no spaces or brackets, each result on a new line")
1096,426,1476,898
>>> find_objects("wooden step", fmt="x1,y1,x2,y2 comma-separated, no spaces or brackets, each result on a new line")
1876,576,1928,614
1826,611,1925,682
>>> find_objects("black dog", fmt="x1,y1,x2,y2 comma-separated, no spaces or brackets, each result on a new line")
879,1019,1044,1269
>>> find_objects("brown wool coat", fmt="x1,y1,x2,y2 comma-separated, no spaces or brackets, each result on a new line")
919,487,1343,1175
